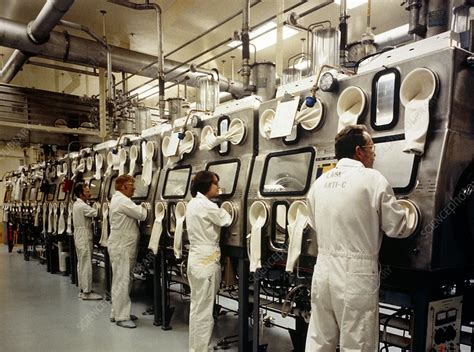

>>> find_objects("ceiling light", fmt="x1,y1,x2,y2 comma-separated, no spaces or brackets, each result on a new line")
334,0,368,10
228,22,299,51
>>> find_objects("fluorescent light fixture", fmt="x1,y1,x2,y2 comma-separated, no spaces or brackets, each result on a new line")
228,21,299,51
334,0,368,10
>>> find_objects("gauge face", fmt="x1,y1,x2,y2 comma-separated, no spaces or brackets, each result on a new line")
319,72,337,92
190,114,202,128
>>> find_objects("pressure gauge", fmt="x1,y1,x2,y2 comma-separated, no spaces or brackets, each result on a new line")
319,72,338,92
190,114,203,128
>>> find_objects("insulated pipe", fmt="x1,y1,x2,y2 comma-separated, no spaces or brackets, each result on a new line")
0,17,245,96
0,0,75,83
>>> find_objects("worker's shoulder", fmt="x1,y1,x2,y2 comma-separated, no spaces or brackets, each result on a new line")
363,167,390,185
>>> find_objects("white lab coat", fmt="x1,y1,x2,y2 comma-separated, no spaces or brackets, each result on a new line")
108,191,147,322
305,158,409,351
185,192,232,352
72,198,98,293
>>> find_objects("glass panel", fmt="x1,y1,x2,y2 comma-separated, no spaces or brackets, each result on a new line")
21,187,28,201
89,179,101,200
36,187,44,202
374,72,396,127
163,168,190,198
46,184,56,201
132,174,150,199
108,177,117,199
207,162,239,196
29,187,37,201
219,118,229,154
373,139,416,189
262,151,313,194
274,204,288,245
4,188,12,202
57,182,67,201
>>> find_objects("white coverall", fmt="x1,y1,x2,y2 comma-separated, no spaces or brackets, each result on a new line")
108,191,147,322
305,158,409,351
72,198,98,294
185,192,232,352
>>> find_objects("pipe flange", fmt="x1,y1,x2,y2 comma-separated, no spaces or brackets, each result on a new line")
26,21,50,44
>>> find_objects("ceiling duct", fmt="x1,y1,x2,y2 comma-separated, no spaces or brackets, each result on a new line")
0,0,75,83
0,17,244,96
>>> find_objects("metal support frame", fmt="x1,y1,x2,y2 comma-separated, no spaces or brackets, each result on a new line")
69,235,77,285
238,258,250,352
153,252,163,326
160,249,174,330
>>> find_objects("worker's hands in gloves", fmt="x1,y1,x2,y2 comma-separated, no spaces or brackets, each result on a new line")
140,202,151,210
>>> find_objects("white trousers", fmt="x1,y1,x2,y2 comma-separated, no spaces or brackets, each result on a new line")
108,246,136,322
188,257,221,352
74,230,93,293
305,253,380,352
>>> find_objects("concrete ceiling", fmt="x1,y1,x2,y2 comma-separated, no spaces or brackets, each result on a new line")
0,0,408,100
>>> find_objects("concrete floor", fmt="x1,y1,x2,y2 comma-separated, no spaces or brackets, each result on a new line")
0,244,295,352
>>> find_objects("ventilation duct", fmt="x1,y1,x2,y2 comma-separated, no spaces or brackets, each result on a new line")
0,17,244,96
0,0,75,83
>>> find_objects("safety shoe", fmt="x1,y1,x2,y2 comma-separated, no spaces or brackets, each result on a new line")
80,292,103,300
116,320,136,329
110,314,137,323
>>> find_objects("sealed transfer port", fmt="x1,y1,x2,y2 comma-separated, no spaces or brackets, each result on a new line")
397,199,421,237
221,201,237,226
259,109,275,139
337,86,366,132
249,201,268,227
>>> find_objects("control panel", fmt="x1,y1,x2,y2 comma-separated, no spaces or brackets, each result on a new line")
426,296,463,352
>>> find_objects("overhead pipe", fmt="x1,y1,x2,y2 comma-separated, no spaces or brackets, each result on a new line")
26,59,99,77
165,0,263,58
241,0,252,91
0,0,75,83
0,17,245,97
405,0,426,37
339,0,349,65
107,0,165,120
58,20,114,100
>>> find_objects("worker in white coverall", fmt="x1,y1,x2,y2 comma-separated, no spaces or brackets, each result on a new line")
108,174,148,329
305,125,414,351
72,183,102,300
186,171,232,352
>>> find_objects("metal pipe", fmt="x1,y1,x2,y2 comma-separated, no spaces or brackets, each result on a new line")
27,0,75,44
107,0,165,119
241,0,251,89
26,59,99,76
0,120,100,136
0,0,75,83
0,17,245,96
406,0,426,37
1,51,31,83
58,19,114,100
165,0,262,58
339,0,349,65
